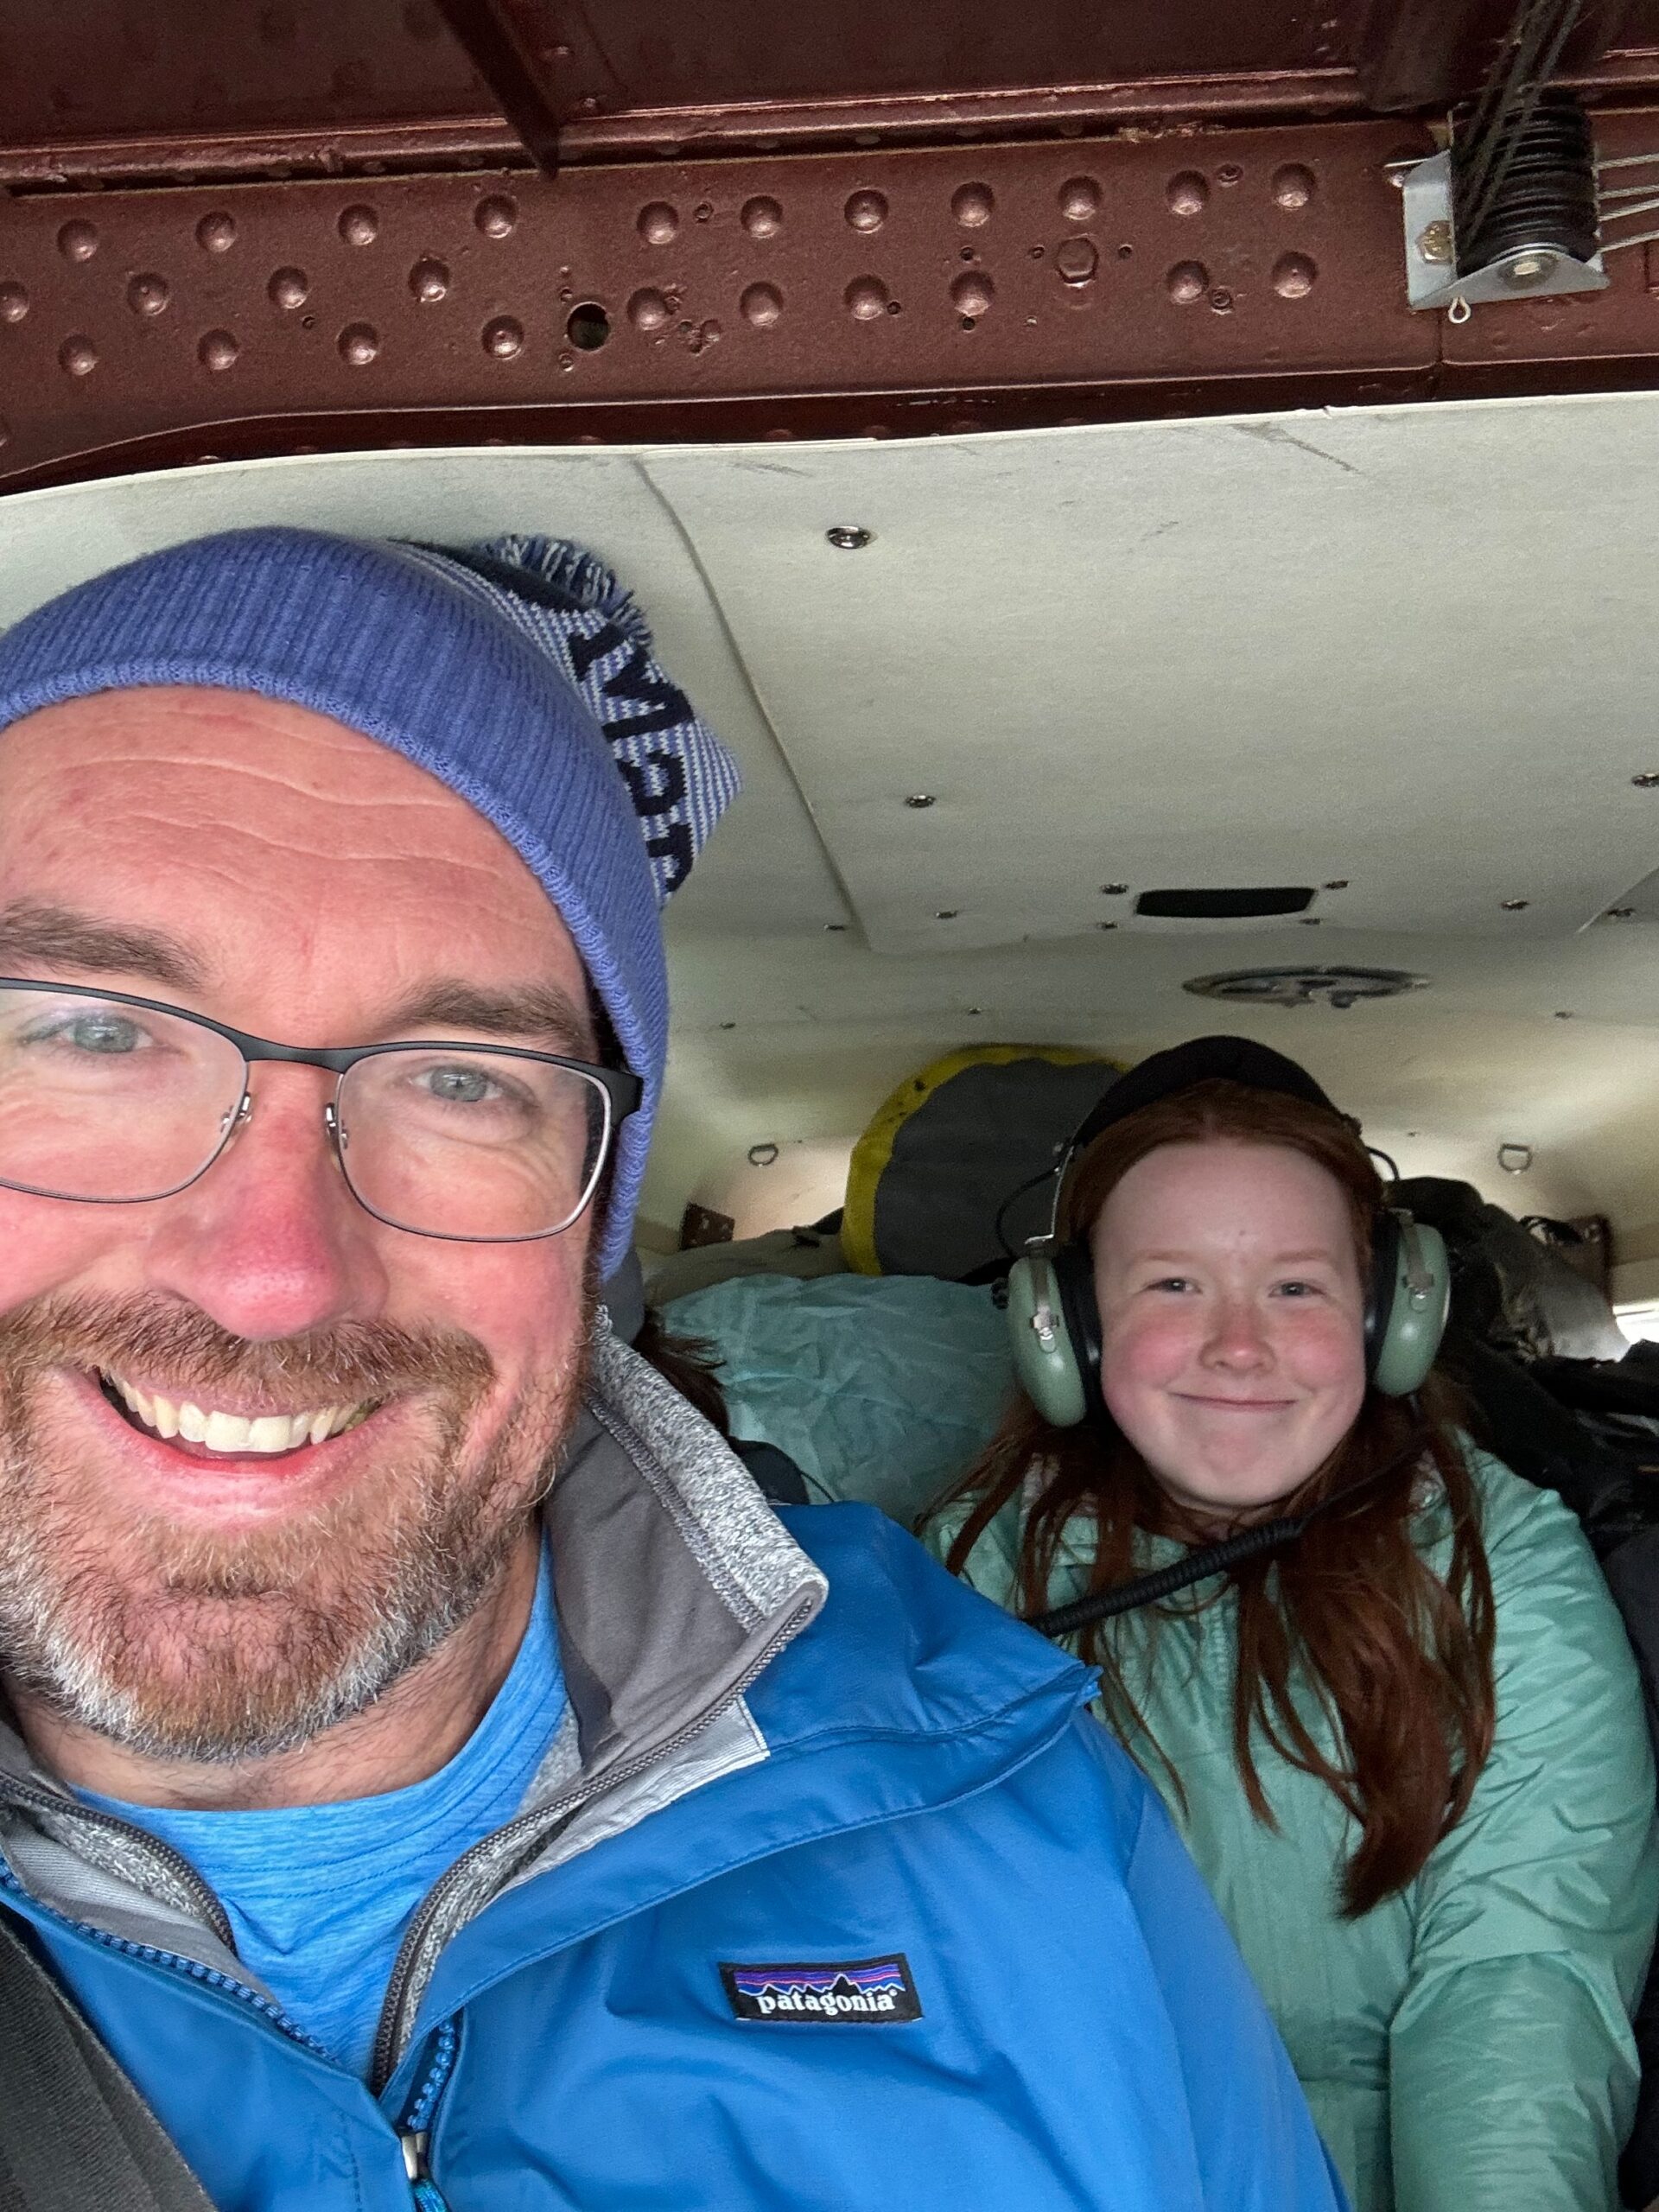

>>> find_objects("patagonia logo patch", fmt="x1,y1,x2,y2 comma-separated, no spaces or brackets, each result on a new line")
721,1955,922,2024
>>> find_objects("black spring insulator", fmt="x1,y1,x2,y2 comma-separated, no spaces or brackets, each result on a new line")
1452,91,1599,274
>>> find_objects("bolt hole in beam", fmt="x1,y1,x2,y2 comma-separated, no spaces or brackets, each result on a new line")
565,302,611,350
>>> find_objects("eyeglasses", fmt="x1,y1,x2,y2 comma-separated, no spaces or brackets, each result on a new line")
0,980,643,1243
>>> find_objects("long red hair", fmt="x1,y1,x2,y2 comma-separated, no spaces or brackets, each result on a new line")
940,1077,1497,1916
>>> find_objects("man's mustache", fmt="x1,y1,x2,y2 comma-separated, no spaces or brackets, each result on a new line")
0,1293,493,1404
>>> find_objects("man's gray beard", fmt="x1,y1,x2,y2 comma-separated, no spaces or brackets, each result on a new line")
0,1296,591,1764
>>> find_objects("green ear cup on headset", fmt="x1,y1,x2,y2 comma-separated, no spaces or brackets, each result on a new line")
1369,1214,1451,1398
1007,1249,1090,1428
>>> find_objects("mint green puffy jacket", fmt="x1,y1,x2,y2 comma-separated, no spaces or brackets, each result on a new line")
929,1454,1659,2212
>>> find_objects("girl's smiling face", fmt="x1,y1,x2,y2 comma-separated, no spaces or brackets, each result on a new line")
1091,1139,1369,1524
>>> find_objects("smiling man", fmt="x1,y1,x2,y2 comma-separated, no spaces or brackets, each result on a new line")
0,527,1344,2212
0,690,601,1792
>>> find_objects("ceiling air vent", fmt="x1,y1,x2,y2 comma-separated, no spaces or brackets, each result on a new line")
1136,887,1314,919
1184,965,1427,1011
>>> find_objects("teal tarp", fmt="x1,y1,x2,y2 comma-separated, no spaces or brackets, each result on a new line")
662,1273,1014,1529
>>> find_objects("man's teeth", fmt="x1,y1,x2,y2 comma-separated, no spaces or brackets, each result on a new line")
104,1376,371,1454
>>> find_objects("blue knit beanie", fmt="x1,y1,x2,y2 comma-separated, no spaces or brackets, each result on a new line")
0,527,741,1275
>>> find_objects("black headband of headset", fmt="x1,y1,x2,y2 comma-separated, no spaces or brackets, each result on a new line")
1066,1033,1345,1165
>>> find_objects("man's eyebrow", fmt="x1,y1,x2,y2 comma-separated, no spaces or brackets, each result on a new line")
381,978,595,1055
0,907,598,1055
0,902,207,991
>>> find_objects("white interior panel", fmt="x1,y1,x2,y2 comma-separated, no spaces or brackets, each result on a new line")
648,405,1659,955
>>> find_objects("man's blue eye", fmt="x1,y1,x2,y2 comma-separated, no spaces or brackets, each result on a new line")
54,1014,143,1054
422,1065,501,1106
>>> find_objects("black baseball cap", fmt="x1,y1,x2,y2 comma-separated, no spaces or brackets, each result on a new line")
1071,1034,1343,1156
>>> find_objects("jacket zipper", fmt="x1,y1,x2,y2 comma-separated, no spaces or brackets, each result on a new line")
0,1770,236,1946
400,2131,449,2212
0,1866,334,2059
368,1588,821,2090
397,2018,458,2210
2,1600,818,2138
4,1872,481,2212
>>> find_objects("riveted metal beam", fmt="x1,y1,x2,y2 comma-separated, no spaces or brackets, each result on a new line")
14,96,1659,493
0,120,1439,492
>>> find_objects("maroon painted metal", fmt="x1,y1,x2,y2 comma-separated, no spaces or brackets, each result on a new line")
431,0,562,173
0,0,1363,179
0,120,524,192
344,0,1659,150
6,0,1659,190
6,5,1659,495
0,2,491,154
0,120,1439,491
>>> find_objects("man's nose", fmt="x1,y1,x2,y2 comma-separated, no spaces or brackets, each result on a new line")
143,1068,388,1342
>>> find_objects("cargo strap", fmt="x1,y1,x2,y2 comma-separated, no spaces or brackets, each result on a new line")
0,1908,215,2212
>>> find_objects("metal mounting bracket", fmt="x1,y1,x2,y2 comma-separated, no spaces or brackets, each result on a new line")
1402,149,1607,313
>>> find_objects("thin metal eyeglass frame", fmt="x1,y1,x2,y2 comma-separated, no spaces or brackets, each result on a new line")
0,978,645,1243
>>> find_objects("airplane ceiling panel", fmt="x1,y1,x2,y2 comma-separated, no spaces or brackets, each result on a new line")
648,395,1659,954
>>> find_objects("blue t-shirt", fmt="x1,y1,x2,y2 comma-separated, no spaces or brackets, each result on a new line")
79,1545,566,2077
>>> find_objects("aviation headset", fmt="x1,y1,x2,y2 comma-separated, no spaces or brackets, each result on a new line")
1006,1035,1452,1431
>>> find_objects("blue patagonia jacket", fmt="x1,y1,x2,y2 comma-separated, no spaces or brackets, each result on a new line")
0,1332,1346,2212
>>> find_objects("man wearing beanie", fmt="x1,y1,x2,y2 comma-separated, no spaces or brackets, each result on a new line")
0,529,1342,2212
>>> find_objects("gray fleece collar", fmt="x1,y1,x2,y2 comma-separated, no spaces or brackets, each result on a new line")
0,1326,827,2080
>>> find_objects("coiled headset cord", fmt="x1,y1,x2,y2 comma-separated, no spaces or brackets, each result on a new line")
1027,1414,1429,1640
